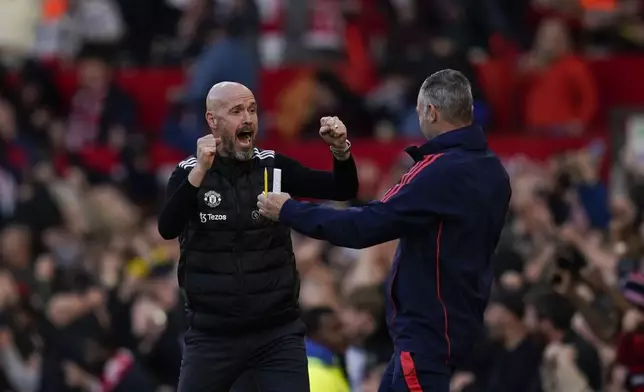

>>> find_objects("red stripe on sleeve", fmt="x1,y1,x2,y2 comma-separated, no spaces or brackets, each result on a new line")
380,154,442,203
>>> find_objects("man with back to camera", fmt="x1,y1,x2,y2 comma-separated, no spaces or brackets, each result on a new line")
157,81,359,392
258,69,512,392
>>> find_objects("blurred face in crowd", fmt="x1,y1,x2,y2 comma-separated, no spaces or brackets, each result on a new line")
315,311,348,354
0,271,19,309
0,226,31,269
429,37,456,58
78,58,110,92
341,307,376,344
0,99,16,140
205,82,258,161
484,302,515,339
48,120,67,151
536,317,556,338
534,18,570,60
145,275,178,310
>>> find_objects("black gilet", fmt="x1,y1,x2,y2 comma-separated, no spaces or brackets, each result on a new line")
179,151,299,332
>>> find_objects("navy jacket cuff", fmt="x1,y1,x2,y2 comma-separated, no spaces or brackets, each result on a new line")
280,199,300,224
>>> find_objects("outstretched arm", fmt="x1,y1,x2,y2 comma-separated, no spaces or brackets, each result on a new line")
263,154,462,248
277,153,359,201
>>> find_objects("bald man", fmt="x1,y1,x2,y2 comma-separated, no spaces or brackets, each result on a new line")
158,82,359,392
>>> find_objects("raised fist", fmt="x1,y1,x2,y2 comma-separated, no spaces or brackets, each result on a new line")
196,134,221,171
319,116,348,151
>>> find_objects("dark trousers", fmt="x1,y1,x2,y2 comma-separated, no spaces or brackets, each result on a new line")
177,319,310,392
378,350,451,392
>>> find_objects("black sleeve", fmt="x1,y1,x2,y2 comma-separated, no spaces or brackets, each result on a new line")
575,344,603,391
157,166,199,240
276,152,359,201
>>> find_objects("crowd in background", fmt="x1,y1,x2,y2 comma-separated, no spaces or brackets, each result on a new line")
0,0,643,391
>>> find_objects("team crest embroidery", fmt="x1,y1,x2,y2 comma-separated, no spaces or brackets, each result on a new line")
204,191,222,208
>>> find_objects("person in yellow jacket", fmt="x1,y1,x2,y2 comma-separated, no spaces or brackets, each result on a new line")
303,307,350,392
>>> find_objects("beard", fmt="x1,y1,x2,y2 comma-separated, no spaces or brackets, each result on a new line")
220,133,254,161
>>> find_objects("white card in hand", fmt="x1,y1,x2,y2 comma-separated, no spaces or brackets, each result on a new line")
272,168,282,193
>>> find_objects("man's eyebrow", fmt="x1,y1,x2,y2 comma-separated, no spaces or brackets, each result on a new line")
229,104,245,112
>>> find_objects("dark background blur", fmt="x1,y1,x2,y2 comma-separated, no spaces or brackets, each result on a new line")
1,0,644,391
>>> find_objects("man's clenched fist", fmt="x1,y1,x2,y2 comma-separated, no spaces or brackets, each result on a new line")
319,116,348,151
188,134,221,188
196,134,221,171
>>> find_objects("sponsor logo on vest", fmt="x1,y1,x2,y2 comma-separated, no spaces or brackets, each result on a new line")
252,210,260,220
200,213,227,223
204,190,222,208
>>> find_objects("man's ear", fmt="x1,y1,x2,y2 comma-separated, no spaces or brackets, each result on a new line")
428,105,438,123
205,111,216,129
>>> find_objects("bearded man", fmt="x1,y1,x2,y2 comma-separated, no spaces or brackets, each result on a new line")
158,82,358,392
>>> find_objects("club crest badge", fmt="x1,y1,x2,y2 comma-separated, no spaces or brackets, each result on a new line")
204,191,222,208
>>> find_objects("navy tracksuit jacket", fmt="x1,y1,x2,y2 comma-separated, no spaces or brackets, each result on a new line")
280,125,511,372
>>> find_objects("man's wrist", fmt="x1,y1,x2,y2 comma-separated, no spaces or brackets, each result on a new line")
188,167,207,187
330,140,351,161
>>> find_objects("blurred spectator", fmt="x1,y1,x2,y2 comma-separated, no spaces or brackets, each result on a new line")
303,307,350,392
116,0,180,65
462,290,543,392
15,61,63,154
0,99,28,178
583,0,644,51
615,301,644,392
518,18,598,136
66,45,136,154
395,35,490,135
0,0,40,65
360,362,387,392
282,0,347,65
342,286,392,392
297,70,373,139
534,291,603,391
215,0,261,67
182,19,258,104
167,17,259,147
74,0,125,48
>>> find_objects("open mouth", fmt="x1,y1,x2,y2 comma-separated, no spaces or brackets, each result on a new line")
236,129,254,148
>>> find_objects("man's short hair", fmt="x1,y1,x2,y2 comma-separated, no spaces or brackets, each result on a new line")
534,291,576,331
302,307,335,337
420,69,473,124
345,285,385,321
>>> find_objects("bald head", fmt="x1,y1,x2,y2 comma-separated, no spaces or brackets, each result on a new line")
204,81,259,161
206,82,254,111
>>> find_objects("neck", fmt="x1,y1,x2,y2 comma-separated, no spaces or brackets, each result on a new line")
428,121,471,139
503,324,528,350
217,145,253,162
